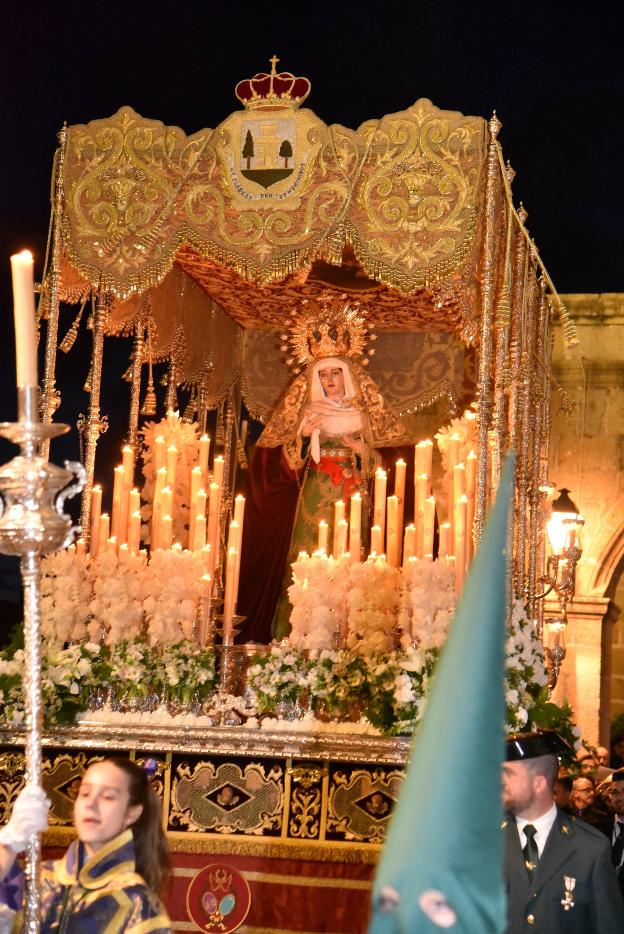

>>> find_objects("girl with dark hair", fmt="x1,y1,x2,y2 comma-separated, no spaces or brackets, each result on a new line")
0,757,172,932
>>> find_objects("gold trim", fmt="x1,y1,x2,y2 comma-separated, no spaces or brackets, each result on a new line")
172,866,371,890
165,831,381,864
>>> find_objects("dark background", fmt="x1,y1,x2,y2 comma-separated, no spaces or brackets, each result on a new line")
0,1,622,624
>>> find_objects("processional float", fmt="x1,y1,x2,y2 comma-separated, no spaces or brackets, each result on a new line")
0,59,580,931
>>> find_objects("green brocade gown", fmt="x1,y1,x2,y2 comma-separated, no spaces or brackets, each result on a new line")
272,438,369,639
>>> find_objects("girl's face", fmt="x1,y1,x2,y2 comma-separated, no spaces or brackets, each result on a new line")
318,367,345,400
74,761,142,856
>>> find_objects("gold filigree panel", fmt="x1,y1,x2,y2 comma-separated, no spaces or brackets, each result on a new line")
42,752,104,825
58,99,486,301
170,761,283,835
327,767,403,844
0,752,25,824
287,765,326,840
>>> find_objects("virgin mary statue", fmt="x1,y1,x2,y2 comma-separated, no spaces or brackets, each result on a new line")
236,300,407,643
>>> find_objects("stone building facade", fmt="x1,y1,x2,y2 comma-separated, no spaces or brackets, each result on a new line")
549,293,624,744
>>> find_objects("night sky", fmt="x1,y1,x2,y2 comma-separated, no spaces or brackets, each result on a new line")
0,2,621,613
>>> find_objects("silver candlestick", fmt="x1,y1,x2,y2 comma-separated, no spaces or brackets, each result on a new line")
0,386,84,933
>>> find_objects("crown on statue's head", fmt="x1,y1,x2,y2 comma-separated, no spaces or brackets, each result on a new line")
235,55,311,111
281,293,376,373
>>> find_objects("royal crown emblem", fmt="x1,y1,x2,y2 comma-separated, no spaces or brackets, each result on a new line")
281,294,376,372
235,55,311,111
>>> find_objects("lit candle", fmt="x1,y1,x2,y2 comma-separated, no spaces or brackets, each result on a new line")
160,485,173,519
415,439,433,478
317,520,329,553
374,468,387,540
160,514,173,550
111,466,125,540
370,524,383,556
403,523,416,568
151,467,167,551
90,485,102,557
107,535,117,553
122,444,134,480
166,445,178,493
335,519,349,558
128,511,142,554
333,500,346,556
453,462,466,502
10,250,37,388
98,513,110,551
212,455,224,489
415,473,429,558
423,496,436,557
228,518,241,553
438,521,451,559
222,546,239,643
128,487,140,516
188,467,203,547
447,434,461,541
199,434,211,481
190,465,203,502
349,492,362,562
154,436,166,472
386,495,399,567
234,494,246,529
395,459,406,559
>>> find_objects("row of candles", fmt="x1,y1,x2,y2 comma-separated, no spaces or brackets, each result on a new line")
87,430,246,642
314,441,477,592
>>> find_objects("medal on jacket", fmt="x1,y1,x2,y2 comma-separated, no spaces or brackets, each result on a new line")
561,876,576,910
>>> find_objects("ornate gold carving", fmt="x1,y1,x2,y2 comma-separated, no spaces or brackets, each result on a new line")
327,767,403,844
170,760,283,835
0,753,26,823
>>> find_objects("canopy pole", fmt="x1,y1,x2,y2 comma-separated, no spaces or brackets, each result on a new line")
79,293,109,544
474,113,502,546
40,124,68,460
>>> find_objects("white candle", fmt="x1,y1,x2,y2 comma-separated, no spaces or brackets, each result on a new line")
207,481,221,578
90,485,102,557
151,467,167,551
166,445,178,493
454,495,468,594
98,513,110,550
188,467,203,547
128,511,142,554
335,519,348,558
234,494,246,529
10,250,37,388
199,434,211,480
190,465,203,502
349,492,362,562
415,439,433,479
317,520,329,553
160,514,173,550
370,524,383,556
386,494,399,567
193,513,207,551
374,468,387,539
212,455,224,489
154,436,166,472
438,522,451,559
198,573,212,646
128,487,140,517
415,473,429,558
403,523,416,568
423,496,436,557
111,466,125,540
395,459,406,560
222,546,239,643
447,434,461,540
160,485,173,519
122,444,134,479
333,500,346,557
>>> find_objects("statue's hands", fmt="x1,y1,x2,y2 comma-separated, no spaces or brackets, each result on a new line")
342,434,366,457
300,414,323,437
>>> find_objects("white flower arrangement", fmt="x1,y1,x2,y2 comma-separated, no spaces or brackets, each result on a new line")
40,547,92,643
143,548,206,644
434,409,478,471
400,558,456,650
287,552,350,652
88,549,149,645
247,644,309,713
140,411,201,546
505,598,550,731
346,557,402,655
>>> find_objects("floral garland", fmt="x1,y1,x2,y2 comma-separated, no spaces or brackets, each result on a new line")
40,548,92,643
287,553,350,652
347,557,402,655
247,645,309,713
399,558,456,650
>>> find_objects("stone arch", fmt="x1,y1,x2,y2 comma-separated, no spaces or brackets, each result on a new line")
588,516,624,598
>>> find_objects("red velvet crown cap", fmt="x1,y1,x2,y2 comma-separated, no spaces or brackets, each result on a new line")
235,71,311,109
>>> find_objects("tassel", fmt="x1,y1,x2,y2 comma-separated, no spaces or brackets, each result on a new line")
140,322,157,416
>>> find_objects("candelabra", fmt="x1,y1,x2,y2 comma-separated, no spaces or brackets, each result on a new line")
0,387,84,933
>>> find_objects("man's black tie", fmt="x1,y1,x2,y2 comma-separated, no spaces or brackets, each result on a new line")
612,821,624,868
523,824,539,880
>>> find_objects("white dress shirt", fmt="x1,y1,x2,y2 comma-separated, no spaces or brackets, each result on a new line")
515,803,558,858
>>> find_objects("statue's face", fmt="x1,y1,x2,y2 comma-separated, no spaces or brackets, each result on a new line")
318,366,345,400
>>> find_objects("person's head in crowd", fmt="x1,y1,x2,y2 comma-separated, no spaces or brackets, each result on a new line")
596,745,610,767
610,732,624,768
503,733,560,819
553,774,573,809
577,749,597,776
606,768,624,818
570,776,595,813
74,757,170,895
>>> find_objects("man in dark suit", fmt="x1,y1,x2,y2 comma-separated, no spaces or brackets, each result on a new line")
590,767,624,901
502,732,624,933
